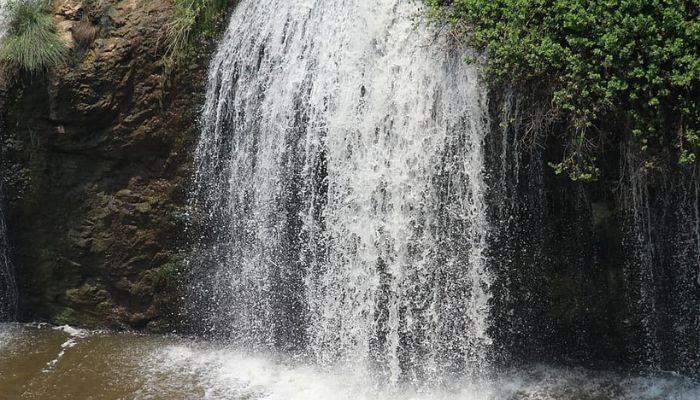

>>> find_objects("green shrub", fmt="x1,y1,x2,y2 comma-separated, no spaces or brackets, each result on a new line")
1,0,67,74
428,0,700,180
164,0,232,75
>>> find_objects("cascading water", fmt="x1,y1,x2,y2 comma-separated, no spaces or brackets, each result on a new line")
620,142,700,376
0,187,15,322
0,0,7,34
620,143,661,369
189,0,492,384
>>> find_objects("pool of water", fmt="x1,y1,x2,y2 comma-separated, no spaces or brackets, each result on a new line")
0,323,698,400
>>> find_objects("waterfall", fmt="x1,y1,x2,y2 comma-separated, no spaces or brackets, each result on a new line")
620,143,661,369
0,189,16,322
0,0,7,36
619,141,700,376
189,0,492,384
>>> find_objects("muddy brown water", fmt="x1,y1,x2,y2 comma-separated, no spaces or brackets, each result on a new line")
1,323,698,400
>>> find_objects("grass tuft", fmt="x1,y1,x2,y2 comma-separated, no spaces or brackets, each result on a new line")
0,0,67,74
163,0,231,75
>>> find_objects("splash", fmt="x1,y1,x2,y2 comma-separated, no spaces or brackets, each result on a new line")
189,0,492,383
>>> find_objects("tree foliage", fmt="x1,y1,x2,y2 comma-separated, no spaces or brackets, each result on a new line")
428,0,700,180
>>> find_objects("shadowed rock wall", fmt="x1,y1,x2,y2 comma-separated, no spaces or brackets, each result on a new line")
1,0,215,331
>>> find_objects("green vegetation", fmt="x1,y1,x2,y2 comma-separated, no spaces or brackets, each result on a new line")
164,0,232,75
0,0,67,74
428,0,700,180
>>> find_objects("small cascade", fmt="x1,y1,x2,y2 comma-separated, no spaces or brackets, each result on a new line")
620,143,661,369
0,186,16,321
664,168,700,375
485,89,613,366
485,90,550,362
189,0,492,384
620,141,700,376
0,0,7,35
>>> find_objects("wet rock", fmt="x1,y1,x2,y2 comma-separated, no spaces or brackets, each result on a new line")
2,0,216,331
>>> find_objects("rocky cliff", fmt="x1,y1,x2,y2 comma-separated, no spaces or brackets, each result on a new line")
1,0,215,331
1,1,698,378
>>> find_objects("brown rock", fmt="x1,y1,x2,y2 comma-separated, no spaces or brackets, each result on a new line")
3,0,219,331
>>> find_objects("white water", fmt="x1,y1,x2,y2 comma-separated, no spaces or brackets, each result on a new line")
191,0,491,384
140,343,700,400
0,0,8,39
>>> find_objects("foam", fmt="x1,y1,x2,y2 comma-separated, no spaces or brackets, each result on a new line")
138,343,700,400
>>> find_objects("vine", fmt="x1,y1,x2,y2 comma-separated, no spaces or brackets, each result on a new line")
428,0,700,180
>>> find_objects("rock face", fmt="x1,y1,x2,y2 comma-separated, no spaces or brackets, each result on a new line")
2,0,211,331
1,1,697,379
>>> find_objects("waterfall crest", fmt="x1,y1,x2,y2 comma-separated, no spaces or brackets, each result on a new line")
189,0,492,383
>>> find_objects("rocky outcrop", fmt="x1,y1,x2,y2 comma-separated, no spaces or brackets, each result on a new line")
2,0,214,331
